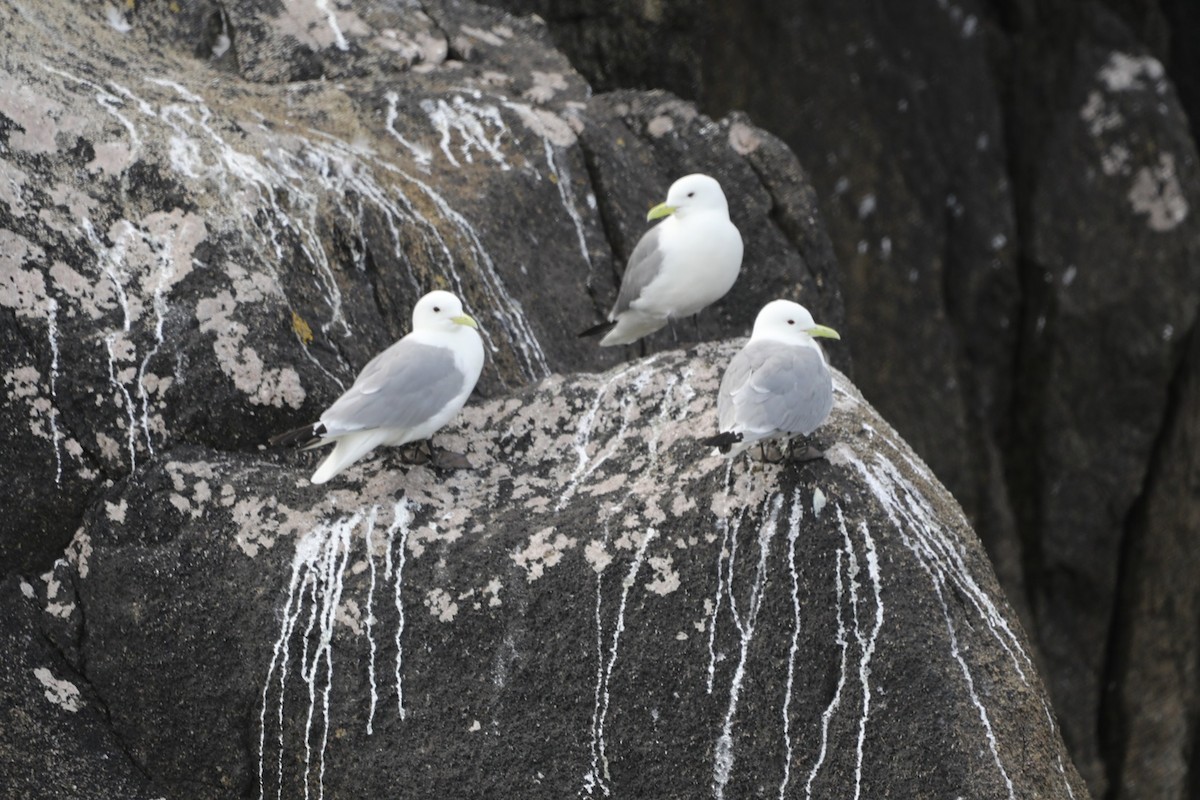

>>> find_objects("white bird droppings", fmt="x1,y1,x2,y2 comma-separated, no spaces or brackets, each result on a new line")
33,667,83,712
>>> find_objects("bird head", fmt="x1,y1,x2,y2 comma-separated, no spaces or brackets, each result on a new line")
647,173,729,221
750,299,840,344
412,290,479,333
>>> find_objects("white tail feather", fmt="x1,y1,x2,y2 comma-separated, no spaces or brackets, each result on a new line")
310,430,392,484
599,311,667,347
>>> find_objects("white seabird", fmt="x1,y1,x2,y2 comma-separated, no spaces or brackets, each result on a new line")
701,299,840,459
272,290,485,484
580,173,744,347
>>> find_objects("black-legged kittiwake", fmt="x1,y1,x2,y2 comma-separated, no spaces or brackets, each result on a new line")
700,299,840,459
271,290,484,484
580,173,743,346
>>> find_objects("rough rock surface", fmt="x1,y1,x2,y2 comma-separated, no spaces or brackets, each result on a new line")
31,345,1084,799
1008,13,1200,791
488,0,1200,794
1107,326,1200,799
0,0,840,575
0,0,1084,796
0,577,159,799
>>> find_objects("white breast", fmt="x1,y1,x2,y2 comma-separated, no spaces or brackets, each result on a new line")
632,212,743,318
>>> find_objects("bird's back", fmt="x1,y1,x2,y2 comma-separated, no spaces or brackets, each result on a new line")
718,340,832,439
320,337,467,438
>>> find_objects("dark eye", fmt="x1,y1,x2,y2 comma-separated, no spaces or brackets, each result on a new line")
433,306,441,312
787,319,795,325
687,191,695,198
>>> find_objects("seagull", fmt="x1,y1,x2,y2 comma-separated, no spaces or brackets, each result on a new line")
271,290,485,484
700,300,840,460
580,173,743,347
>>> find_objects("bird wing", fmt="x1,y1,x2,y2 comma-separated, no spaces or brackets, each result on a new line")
718,341,832,437
319,338,466,436
610,224,666,317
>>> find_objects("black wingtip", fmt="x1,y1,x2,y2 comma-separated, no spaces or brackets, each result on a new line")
578,320,616,339
269,423,324,449
698,432,743,454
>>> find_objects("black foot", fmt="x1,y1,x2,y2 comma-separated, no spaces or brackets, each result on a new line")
398,440,434,465
747,439,829,464
398,440,474,470
759,442,787,463
787,439,827,463
430,448,473,470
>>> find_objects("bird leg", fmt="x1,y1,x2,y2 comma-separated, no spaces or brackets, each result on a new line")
398,440,434,465
759,441,787,464
398,439,474,470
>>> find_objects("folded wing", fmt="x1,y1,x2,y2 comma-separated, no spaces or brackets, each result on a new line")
320,339,466,437
611,224,666,317
718,341,832,439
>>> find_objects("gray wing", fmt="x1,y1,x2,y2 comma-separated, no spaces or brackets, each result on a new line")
718,341,832,437
610,224,666,317
320,338,465,435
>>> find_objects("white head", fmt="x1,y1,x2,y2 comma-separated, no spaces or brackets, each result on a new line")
646,173,730,221
411,290,479,334
750,299,840,345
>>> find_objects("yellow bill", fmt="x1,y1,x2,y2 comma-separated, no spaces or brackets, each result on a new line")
646,202,677,221
451,314,479,329
806,324,840,340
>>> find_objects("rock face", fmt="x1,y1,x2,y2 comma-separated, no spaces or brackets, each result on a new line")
0,577,158,799
1108,327,1200,798
489,0,1200,794
1008,14,1200,792
0,0,1084,796
0,0,840,575
30,346,1083,799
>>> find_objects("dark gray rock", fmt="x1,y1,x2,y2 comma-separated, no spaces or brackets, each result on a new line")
486,0,1200,795
1105,325,1200,798
0,577,160,799
0,0,838,575
1009,13,1200,792
0,0,1089,795
496,0,1025,675
35,345,1084,799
